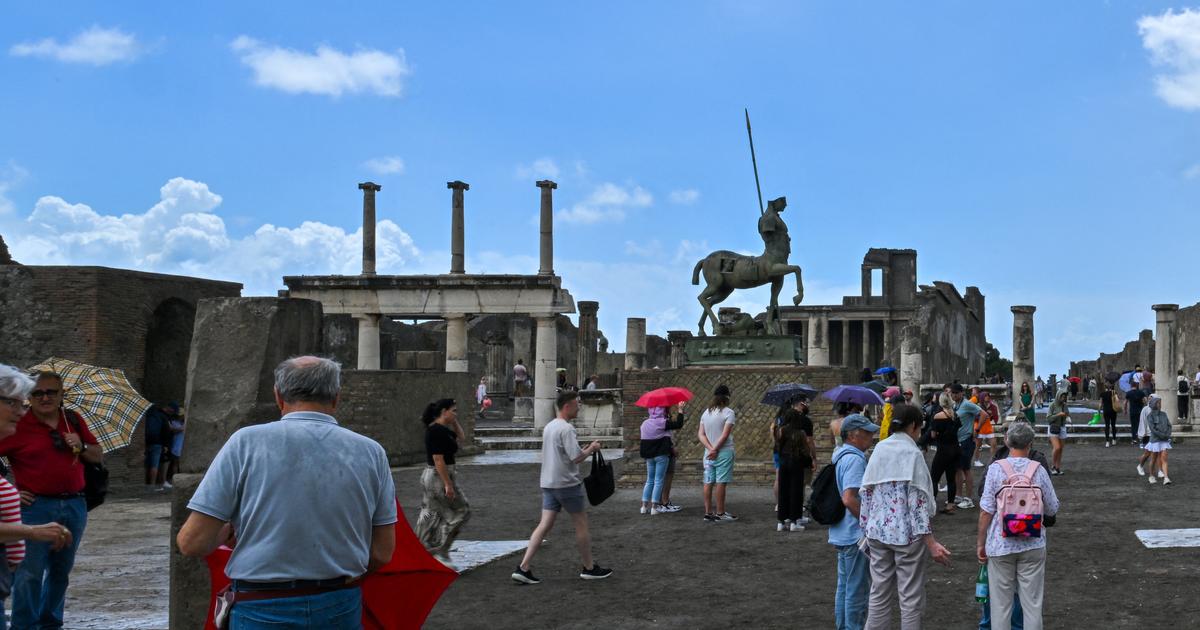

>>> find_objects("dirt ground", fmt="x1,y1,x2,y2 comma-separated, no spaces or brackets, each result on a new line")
62,440,1200,629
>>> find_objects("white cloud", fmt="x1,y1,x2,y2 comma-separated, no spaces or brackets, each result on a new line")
0,161,29,216
7,177,419,295
230,36,410,97
623,239,662,257
1139,9,1200,110
669,189,700,205
363,156,405,175
516,158,560,180
10,26,142,65
557,182,653,225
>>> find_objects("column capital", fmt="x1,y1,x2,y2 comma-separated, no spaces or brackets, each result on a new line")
358,182,382,192
1152,304,1180,312
446,180,470,191
667,330,692,343
535,179,558,190
577,300,599,315
1010,305,1037,315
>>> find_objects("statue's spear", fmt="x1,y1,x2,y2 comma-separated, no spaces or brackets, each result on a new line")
745,108,764,216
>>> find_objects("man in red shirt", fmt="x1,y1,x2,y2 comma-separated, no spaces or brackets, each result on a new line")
0,371,102,629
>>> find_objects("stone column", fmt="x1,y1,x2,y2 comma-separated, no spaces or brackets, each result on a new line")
1011,306,1036,408
844,321,854,364
536,180,557,276
358,182,381,276
447,180,469,274
900,325,923,397
355,313,381,370
1154,304,1180,421
807,309,830,366
534,316,558,429
861,319,872,370
445,314,468,373
625,317,647,370
667,330,691,368
576,301,599,384
484,331,510,392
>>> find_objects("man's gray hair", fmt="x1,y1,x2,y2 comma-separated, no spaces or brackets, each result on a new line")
274,356,341,404
0,365,34,401
1005,421,1035,450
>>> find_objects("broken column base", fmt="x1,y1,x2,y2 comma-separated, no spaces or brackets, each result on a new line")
513,397,534,424
169,474,209,630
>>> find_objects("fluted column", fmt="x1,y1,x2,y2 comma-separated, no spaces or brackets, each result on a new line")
536,180,557,276
358,182,381,276
447,180,469,274
576,301,599,384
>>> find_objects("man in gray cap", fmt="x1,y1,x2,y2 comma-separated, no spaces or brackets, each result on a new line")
828,413,879,629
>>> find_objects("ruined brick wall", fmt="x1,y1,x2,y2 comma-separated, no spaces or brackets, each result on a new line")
909,282,987,385
619,365,858,486
0,266,241,483
338,370,478,467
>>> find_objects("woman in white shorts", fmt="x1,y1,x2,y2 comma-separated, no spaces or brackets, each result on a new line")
1141,396,1172,485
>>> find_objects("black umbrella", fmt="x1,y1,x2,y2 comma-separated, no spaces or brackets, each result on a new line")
760,383,820,407
861,380,888,394
1105,371,1121,383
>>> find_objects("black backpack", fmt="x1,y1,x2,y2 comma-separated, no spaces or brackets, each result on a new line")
1180,379,1191,395
808,449,863,525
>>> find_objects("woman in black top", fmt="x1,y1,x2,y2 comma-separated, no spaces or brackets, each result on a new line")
415,398,470,569
928,392,961,514
775,395,815,531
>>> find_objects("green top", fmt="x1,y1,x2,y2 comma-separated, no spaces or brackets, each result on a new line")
1048,400,1069,432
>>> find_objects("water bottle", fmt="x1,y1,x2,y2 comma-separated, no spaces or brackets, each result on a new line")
975,563,989,603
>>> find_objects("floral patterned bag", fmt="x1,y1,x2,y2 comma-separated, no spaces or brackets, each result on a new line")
996,459,1044,538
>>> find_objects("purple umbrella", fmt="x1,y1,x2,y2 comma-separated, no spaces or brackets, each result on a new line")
822,385,886,406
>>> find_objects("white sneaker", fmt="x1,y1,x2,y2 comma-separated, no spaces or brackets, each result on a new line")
777,521,786,532
1164,477,1172,485
1149,477,1157,484
659,503,682,513
162,481,173,489
1105,441,1111,448
650,505,660,515
1137,464,1146,476
973,460,985,467
1158,469,1165,478
938,485,948,493
789,522,805,532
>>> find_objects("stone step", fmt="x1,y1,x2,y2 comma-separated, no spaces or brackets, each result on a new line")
474,435,624,451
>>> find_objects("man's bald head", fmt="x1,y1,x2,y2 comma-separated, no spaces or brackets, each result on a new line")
274,356,341,404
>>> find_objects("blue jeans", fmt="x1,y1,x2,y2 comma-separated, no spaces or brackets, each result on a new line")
12,496,87,630
834,544,870,630
641,455,669,504
231,587,362,629
979,594,1024,630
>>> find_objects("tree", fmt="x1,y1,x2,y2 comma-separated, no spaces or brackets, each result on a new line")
984,343,1012,380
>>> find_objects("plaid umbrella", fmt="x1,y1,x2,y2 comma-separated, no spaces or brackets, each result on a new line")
28,357,152,453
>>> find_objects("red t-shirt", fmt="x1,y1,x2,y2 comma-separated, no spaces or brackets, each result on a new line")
0,410,99,496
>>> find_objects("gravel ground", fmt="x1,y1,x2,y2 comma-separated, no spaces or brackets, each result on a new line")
58,440,1200,629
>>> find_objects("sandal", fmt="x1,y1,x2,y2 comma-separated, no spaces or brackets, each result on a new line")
939,507,956,515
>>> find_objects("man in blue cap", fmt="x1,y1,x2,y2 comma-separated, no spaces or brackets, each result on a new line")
829,413,879,630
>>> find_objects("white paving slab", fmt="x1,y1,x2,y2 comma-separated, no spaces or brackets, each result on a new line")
449,540,528,573
1135,528,1200,548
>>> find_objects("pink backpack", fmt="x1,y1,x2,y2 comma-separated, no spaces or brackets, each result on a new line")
995,459,1044,538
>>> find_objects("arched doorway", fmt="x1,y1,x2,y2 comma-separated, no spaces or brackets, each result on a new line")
142,298,197,405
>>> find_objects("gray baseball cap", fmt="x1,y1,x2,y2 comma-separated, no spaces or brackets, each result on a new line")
841,413,880,435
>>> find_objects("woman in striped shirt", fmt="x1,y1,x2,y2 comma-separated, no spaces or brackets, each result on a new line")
0,365,77,625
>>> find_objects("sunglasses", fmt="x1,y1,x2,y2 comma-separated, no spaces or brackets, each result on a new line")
48,429,68,451
31,389,60,399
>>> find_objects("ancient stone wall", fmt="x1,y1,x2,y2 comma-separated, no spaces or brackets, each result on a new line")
1073,329,1155,382
0,265,241,482
338,370,478,467
620,365,858,485
907,282,987,385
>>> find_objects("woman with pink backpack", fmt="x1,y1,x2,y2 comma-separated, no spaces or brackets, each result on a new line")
976,421,1060,630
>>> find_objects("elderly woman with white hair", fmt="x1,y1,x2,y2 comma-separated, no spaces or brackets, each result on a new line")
977,421,1060,630
0,365,76,629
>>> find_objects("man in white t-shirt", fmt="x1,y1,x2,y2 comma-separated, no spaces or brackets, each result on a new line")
512,391,611,584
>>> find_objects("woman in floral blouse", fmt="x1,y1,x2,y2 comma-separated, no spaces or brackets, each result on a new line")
859,403,953,630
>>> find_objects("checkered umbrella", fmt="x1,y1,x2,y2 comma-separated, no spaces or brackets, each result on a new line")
28,357,152,453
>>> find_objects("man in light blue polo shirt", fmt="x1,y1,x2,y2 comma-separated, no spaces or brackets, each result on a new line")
178,356,397,629
829,413,878,630
952,384,982,509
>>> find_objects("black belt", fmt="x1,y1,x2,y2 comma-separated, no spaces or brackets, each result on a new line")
231,577,357,592
36,493,84,500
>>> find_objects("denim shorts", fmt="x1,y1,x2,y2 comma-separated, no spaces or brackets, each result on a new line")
144,445,163,469
703,449,735,484
541,484,586,513
1048,424,1068,440
957,438,976,470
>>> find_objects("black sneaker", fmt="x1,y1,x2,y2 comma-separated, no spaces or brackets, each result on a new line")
511,566,541,585
703,513,718,522
580,564,613,580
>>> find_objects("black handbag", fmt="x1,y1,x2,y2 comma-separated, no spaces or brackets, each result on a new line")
63,410,109,511
583,451,614,506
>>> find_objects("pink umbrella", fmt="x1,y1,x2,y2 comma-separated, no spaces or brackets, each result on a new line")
882,386,901,399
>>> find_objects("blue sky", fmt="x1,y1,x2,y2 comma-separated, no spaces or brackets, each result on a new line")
3,2,1200,377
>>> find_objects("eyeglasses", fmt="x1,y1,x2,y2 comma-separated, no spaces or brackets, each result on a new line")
48,429,67,451
30,389,60,399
